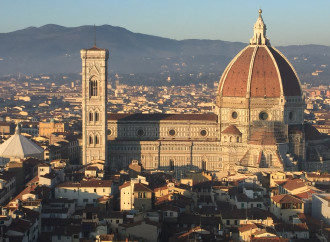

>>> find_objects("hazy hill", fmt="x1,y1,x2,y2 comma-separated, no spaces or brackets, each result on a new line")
0,24,329,84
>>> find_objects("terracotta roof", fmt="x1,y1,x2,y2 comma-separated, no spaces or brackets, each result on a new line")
219,45,301,98
154,185,168,192
306,172,330,179
222,125,242,135
288,125,303,134
134,182,152,192
57,179,112,188
252,237,288,242
269,47,301,96
238,223,258,233
220,207,274,220
249,128,277,145
250,47,281,97
119,181,131,190
41,172,57,179
220,46,254,97
107,113,218,122
271,194,303,204
279,178,307,191
274,222,308,232
87,45,103,51
11,184,38,202
86,166,98,171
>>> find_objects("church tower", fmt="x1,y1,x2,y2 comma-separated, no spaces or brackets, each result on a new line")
81,46,109,165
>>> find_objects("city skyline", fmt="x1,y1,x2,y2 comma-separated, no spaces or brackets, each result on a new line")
2,0,330,46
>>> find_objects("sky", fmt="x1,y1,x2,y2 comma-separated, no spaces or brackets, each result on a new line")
2,0,330,46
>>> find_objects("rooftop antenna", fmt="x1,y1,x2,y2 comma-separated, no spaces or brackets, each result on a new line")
94,24,97,47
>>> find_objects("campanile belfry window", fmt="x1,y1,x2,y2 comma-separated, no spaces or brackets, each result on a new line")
89,77,98,97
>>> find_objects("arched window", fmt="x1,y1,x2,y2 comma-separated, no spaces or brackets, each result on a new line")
89,77,98,97
89,112,93,122
95,135,100,145
229,136,233,142
89,135,93,145
237,137,240,143
95,112,99,122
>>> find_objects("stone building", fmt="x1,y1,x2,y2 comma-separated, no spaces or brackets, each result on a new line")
39,119,65,138
81,10,329,173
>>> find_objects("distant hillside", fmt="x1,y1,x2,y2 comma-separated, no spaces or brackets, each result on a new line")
0,24,329,84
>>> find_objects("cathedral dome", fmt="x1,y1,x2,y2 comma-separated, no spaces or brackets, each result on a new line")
218,10,302,98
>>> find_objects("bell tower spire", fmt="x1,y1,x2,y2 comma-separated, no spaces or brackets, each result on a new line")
250,9,270,45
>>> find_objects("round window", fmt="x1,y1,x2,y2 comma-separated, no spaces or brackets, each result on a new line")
232,111,238,119
259,112,268,120
289,111,293,120
169,129,176,136
107,129,112,135
137,129,145,137
200,129,207,136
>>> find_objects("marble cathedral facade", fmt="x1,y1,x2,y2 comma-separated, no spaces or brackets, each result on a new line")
81,10,330,174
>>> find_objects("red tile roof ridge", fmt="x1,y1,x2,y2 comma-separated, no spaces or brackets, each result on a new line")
271,194,303,204
119,181,131,190
222,125,242,135
134,182,152,192
107,113,218,121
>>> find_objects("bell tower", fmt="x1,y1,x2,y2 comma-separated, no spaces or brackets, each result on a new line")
81,46,109,165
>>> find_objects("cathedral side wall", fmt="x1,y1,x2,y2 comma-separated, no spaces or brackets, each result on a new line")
107,119,223,173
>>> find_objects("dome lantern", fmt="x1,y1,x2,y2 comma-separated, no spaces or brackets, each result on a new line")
250,9,270,46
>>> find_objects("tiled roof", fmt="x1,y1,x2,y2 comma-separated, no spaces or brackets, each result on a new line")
56,179,112,188
271,194,303,204
306,172,330,179
107,113,218,122
119,181,131,190
222,125,242,135
41,171,58,179
280,178,306,191
295,190,317,199
238,223,258,233
134,182,152,192
220,207,273,220
87,45,103,51
219,45,301,98
252,237,288,242
274,222,308,232
304,123,325,140
249,128,277,145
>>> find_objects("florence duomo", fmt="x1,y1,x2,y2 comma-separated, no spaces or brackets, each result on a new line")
1,3,330,241
82,10,328,174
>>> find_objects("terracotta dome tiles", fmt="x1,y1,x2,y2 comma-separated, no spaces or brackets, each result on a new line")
250,47,281,97
219,45,301,98
268,47,302,96
221,47,254,97
222,125,242,135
